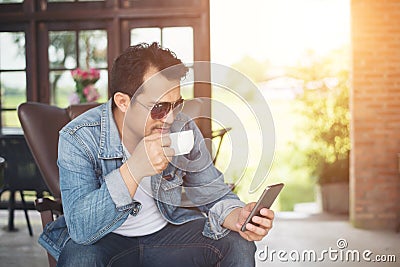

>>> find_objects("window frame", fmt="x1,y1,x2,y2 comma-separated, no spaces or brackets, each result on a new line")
0,23,28,130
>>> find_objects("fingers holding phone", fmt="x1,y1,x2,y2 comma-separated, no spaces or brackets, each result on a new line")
237,183,283,241
243,207,274,228
252,208,274,229
237,205,274,241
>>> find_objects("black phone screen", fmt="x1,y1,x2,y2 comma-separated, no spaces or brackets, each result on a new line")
240,183,284,232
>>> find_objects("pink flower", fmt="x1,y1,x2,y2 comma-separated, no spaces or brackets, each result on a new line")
83,85,100,102
71,68,87,80
89,68,100,79
82,72,89,80
71,68,100,83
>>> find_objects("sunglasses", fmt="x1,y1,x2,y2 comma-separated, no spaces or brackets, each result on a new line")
136,98,184,120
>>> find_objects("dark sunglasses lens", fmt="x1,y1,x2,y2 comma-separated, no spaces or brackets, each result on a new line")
151,102,170,120
150,99,184,120
173,99,184,113
176,99,184,107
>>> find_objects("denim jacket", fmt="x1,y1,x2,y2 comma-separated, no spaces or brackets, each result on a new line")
38,99,245,260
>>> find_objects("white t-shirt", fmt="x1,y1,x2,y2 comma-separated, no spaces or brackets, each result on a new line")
112,176,168,237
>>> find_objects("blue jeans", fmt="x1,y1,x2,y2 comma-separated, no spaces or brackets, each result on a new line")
57,218,256,267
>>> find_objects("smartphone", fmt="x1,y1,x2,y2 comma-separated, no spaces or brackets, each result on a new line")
240,183,284,232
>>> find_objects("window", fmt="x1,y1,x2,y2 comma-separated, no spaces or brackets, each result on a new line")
0,0,23,3
162,27,194,64
48,30,108,107
131,27,161,45
131,26,194,99
0,32,26,130
162,27,194,100
131,26,193,63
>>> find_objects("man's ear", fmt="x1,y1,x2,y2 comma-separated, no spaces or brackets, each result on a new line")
113,92,131,113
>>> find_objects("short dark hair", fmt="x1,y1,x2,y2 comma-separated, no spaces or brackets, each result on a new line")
110,42,188,107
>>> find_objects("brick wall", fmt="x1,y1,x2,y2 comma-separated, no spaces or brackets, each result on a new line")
351,0,400,230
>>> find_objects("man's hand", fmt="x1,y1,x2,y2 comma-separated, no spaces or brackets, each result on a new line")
221,202,274,242
126,133,174,182
236,203,274,241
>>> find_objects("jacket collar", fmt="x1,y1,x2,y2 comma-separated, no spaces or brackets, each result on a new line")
98,99,124,159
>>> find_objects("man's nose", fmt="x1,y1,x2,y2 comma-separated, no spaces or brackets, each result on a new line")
161,109,175,125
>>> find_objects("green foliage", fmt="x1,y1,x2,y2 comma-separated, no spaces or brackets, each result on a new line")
290,49,350,184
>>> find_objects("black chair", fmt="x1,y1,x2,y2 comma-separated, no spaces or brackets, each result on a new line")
0,134,49,236
18,102,100,267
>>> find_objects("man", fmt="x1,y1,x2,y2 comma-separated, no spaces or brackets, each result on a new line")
39,42,275,266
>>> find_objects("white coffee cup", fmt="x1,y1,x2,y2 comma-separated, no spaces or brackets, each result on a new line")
169,130,194,156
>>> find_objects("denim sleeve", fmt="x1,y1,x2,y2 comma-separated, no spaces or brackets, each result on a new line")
206,198,245,238
58,130,140,245
104,169,135,209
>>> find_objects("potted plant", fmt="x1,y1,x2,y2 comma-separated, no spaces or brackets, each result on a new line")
291,51,351,214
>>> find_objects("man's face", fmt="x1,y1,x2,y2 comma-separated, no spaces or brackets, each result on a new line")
128,67,182,138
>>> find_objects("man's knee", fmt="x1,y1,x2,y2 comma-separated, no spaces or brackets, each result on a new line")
218,231,257,265
227,232,257,254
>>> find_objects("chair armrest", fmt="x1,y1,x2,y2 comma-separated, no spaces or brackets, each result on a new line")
35,197,63,215
212,127,232,139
